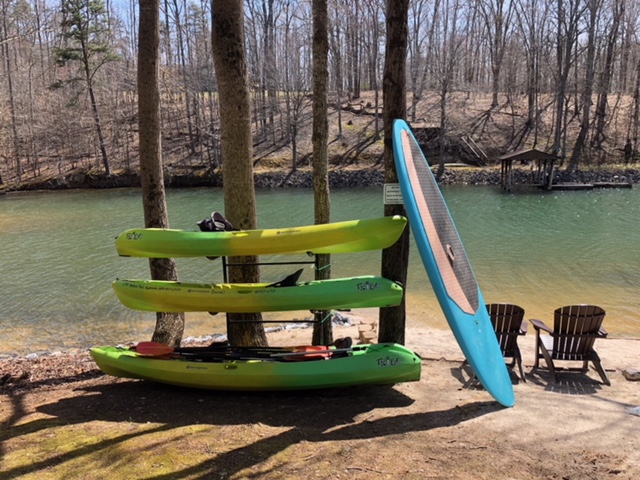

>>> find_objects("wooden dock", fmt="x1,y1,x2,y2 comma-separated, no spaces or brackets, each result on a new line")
548,182,632,191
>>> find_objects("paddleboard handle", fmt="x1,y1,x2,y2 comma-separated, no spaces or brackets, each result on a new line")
446,244,455,263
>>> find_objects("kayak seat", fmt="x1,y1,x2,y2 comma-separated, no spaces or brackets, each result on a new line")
266,269,303,288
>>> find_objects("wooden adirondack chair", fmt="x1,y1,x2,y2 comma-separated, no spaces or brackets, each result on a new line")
530,304,610,385
486,303,527,382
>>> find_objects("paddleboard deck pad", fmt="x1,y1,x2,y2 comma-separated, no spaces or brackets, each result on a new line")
90,343,422,390
113,275,404,313
115,216,407,258
392,119,514,407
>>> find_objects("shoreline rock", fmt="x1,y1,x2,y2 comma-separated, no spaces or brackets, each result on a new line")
7,165,639,192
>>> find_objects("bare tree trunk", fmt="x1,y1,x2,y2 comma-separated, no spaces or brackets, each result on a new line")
476,0,513,109
138,0,185,346
2,0,22,181
263,0,279,144
170,0,196,155
592,0,624,151
84,65,110,175
630,59,640,155
567,0,599,171
365,0,382,139
350,1,361,99
408,0,432,122
436,0,460,179
311,0,332,346
379,0,410,345
552,0,579,158
329,17,344,139
212,0,267,347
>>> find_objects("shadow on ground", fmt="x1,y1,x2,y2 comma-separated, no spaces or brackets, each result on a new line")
0,377,503,479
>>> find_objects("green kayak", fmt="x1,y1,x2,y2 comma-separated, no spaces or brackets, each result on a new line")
90,343,422,390
115,216,407,258
113,275,404,313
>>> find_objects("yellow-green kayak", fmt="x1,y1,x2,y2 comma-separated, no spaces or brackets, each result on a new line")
115,216,407,258
112,276,404,313
90,343,422,390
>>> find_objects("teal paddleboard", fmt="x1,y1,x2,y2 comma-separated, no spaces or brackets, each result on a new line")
392,119,514,407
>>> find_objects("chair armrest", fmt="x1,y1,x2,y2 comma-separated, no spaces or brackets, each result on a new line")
598,326,608,337
519,320,528,335
529,319,553,334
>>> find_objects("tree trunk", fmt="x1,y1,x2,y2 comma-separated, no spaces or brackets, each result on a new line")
311,0,332,346
631,59,640,152
138,0,185,346
330,19,344,139
567,0,598,171
379,0,410,345
212,0,267,347
552,0,577,158
592,0,624,151
1,2,22,181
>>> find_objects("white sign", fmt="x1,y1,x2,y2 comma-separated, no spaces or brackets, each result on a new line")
383,184,404,205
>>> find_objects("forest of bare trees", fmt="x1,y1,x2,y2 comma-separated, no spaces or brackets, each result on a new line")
1,0,640,188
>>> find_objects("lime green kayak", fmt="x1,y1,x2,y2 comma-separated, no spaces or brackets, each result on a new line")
115,216,407,258
90,343,422,390
113,276,403,313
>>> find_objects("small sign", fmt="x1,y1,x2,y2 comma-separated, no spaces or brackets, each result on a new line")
384,184,404,205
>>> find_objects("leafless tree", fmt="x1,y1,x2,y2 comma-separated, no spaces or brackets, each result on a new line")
591,0,625,154
1,0,21,181
552,0,583,158
476,0,515,109
567,0,601,171
408,0,438,122
433,0,464,178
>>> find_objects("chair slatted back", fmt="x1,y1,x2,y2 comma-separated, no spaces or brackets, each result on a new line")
552,305,606,360
486,303,525,354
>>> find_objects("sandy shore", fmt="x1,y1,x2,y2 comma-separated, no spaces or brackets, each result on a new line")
2,315,640,478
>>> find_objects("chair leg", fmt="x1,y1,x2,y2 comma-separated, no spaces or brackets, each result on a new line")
532,332,541,370
515,351,526,383
538,344,557,383
591,358,611,386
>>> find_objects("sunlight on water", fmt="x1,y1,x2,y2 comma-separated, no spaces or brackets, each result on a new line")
1,185,639,356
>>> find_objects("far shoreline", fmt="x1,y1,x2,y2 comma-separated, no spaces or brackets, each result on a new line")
3,163,639,192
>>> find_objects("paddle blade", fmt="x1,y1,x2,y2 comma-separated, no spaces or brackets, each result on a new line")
281,345,335,361
135,342,175,356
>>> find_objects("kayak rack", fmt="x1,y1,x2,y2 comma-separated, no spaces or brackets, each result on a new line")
220,255,318,284
221,254,332,325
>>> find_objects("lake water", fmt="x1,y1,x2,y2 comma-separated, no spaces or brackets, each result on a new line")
1,185,639,357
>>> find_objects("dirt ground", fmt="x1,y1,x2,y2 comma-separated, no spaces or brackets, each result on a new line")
1,320,640,480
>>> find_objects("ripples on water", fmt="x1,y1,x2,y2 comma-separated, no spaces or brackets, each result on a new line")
1,186,638,356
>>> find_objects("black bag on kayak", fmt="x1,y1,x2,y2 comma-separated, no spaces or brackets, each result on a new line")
197,211,236,232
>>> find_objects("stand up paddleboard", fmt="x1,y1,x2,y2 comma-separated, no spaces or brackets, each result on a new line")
392,119,514,407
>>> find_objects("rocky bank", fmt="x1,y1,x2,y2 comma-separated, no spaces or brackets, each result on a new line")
9,164,640,191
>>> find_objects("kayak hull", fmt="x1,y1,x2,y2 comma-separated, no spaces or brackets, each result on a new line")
113,276,404,313
115,216,407,258
90,344,422,390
